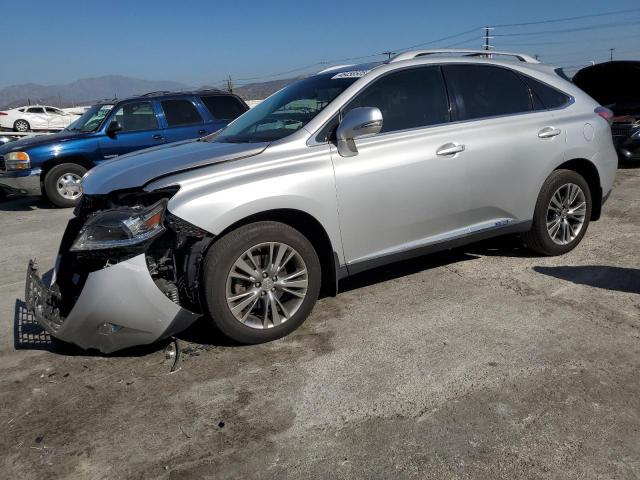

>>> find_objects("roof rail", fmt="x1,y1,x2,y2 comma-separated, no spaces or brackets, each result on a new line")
390,49,539,64
317,64,355,74
138,90,174,97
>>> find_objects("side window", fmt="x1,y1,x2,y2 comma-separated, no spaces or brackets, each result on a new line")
111,101,158,132
443,65,532,121
524,76,571,110
342,66,450,134
45,107,62,115
27,107,45,114
199,95,246,120
161,99,203,127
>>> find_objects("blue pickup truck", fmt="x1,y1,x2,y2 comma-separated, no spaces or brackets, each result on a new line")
0,90,248,206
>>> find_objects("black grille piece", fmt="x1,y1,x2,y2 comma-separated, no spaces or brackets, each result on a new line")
612,123,634,137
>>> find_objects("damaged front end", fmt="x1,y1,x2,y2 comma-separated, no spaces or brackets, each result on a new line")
25,187,213,353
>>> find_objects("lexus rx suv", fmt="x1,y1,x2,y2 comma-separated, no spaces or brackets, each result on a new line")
26,50,618,353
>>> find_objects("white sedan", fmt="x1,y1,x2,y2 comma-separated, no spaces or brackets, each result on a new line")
0,105,80,132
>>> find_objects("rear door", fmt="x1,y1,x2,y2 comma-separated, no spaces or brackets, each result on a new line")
440,64,566,226
25,107,48,129
199,94,247,132
98,100,166,159
159,97,208,143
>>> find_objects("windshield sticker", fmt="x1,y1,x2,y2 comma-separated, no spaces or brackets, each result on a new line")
331,70,370,79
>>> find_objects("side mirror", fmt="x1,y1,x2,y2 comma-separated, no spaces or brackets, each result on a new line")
106,121,123,136
336,107,383,157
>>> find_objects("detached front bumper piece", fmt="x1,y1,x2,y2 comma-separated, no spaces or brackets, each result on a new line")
25,254,200,354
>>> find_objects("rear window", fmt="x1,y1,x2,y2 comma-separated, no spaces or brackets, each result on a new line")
443,64,532,121
199,95,246,120
525,77,571,110
161,99,203,127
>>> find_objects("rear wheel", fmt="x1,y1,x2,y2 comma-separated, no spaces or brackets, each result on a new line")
14,119,30,132
43,163,86,208
202,221,321,344
523,169,592,256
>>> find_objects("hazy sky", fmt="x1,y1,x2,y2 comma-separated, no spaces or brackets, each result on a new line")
1,0,639,88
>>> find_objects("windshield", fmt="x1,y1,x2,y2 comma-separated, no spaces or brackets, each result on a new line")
66,104,114,132
212,73,359,143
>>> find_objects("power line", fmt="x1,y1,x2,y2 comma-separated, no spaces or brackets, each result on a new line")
492,19,640,37
493,7,640,27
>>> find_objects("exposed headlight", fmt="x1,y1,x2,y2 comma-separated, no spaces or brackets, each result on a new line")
632,129,640,139
70,200,167,251
5,151,31,170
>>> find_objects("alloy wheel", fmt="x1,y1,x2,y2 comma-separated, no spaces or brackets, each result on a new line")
546,183,587,245
225,242,308,329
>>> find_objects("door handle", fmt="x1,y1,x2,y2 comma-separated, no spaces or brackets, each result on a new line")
198,129,206,135
436,142,465,156
538,127,561,138
152,134,164,140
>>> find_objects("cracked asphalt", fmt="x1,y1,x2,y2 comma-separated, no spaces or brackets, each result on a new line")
0,167,638,479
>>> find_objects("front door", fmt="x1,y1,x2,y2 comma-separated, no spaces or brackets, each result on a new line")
332,66,471,268
98,100,166,159
24,107,48,130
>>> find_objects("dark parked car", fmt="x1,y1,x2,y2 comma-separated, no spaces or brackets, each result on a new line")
0,90,248,206
573,61,640,162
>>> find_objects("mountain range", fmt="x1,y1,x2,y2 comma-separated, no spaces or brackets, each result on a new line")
0,75,296,110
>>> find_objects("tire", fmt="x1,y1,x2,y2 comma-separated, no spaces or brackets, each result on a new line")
43,163,87,208
14,119,30,132
202,221,321,344
522,169,592,256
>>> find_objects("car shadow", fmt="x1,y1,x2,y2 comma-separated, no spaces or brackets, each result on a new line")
11,234,553,356
463,233,543,259
0,190,58,212
339,249,480,293
533,265,640,294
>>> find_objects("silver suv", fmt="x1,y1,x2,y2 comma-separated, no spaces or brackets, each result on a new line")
26,50,618,353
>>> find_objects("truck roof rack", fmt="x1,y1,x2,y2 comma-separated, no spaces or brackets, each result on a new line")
390,49,539,64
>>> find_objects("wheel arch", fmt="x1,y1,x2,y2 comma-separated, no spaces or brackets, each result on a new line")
40,155,93,183
211,208,341,297
554,158,602,221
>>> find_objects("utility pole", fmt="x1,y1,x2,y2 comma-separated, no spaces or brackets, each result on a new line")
609,48,615,61
382,51,395,61
483,27,494,57
225,75,233,93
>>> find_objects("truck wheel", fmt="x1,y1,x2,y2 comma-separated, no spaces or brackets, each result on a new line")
202,221,321,344
522,169,592,256
14,119,30,132
43,163,87,208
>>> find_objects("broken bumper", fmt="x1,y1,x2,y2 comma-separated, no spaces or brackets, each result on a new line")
25,254,200,354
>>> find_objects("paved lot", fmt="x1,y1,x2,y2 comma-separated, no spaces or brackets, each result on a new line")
0,168,639,479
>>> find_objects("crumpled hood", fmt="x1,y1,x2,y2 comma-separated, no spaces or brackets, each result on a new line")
82,139,268,194
0,130,90,154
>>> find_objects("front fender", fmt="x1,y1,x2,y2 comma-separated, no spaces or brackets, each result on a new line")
148,143,346,265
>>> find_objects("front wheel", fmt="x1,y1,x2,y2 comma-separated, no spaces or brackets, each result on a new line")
522,169,592,256
43,163,87,208
14,119,30,132
202,221,321,344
